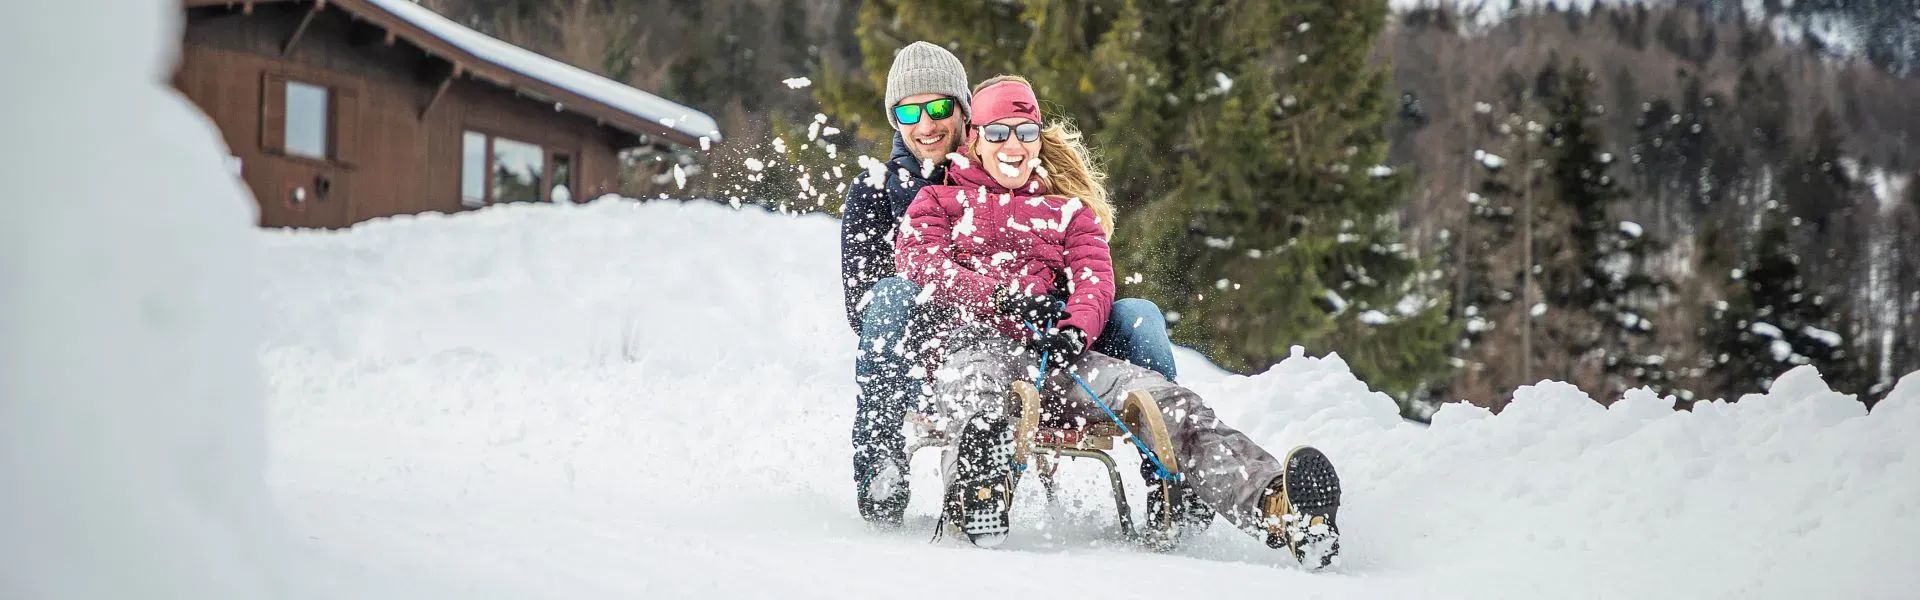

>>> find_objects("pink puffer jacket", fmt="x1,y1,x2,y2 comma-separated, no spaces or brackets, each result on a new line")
895,161,1116,343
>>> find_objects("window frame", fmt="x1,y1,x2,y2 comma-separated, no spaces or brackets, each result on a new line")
260,70,359,167
458,127,578,207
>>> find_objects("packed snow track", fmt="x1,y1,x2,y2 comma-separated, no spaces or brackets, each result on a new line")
261,201,1919,599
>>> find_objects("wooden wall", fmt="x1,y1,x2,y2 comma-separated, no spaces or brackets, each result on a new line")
176,3,628,228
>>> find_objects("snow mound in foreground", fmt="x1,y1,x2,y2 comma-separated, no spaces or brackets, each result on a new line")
4,1,291,597
262,200,1918,598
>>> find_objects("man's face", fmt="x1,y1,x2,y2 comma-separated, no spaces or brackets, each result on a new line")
894,93,964,164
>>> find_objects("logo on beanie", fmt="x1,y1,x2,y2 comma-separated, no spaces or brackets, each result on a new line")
1013,100,1035,115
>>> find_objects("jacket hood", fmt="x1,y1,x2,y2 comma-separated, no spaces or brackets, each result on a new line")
888,131,947,186
888,131,916,164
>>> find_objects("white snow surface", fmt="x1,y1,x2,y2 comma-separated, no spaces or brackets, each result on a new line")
361,0,720,142
251,199,1920,598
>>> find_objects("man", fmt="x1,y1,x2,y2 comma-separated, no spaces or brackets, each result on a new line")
840,41,1186,527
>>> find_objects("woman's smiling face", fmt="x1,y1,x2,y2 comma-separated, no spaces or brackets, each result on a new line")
973,118,1042,190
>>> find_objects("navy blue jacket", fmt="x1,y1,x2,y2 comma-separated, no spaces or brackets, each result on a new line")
840,133,948,331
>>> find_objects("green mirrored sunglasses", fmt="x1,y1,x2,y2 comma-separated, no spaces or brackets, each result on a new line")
893,97,957,125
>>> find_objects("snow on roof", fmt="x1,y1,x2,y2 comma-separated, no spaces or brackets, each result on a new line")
361,0,721,144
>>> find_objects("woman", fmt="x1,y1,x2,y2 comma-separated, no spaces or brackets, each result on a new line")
894,76,1343,567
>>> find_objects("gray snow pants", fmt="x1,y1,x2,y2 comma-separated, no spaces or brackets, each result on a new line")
930,325,1286,531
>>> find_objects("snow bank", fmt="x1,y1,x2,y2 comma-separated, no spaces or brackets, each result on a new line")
2,1,293,597
1185,350,1917,597
259,199,1919,598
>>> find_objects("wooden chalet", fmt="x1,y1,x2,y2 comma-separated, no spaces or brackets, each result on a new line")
176,0,720,228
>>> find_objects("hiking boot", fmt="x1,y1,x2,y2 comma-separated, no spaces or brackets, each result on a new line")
1260,446,1341,569
1144,480,1215,549
946,414,1014,547
857,458,909,527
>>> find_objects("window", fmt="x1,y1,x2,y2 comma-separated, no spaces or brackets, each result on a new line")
459,130,574,206
262,74,355,163
490,137,544,204
461,131,487,207
284,81,329,159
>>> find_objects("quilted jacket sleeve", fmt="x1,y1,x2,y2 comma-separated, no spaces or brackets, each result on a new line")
1057,201,1115,343
895,188,1000,318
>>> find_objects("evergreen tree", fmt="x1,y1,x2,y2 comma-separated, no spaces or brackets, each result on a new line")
1107,0,1454,403
1704,207,1864,396
819,0,1458,407
1446,68,1552,410
1780,109,1853,233
1542,59,1678,399
1447,58,1680,407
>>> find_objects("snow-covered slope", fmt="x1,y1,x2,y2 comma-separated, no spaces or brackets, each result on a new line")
259,200,1920,598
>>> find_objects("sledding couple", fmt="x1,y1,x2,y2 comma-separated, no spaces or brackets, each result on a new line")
840,41,1342,566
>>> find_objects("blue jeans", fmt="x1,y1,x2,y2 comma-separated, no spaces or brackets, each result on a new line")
1093,298,1178,382
851,277,933,510
851,277,1178,495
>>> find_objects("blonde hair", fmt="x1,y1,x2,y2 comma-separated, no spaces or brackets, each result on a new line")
972,75,1114,236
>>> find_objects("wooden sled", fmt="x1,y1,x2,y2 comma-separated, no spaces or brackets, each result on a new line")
1008,381,1191,550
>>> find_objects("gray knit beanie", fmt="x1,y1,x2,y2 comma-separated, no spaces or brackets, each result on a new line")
885,41,971,127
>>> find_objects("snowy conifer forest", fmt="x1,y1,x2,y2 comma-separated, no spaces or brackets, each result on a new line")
429,0,1919,414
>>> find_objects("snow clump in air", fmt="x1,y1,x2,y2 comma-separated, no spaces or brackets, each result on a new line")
1474,149,1507,169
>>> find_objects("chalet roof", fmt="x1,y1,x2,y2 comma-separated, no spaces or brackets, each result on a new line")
188,0,721,147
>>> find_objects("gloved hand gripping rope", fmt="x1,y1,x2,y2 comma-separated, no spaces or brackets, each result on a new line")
1022,319,1181,484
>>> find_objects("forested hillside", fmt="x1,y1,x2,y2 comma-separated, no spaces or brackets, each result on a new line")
1384,6,1920,409
419,0,1917,414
